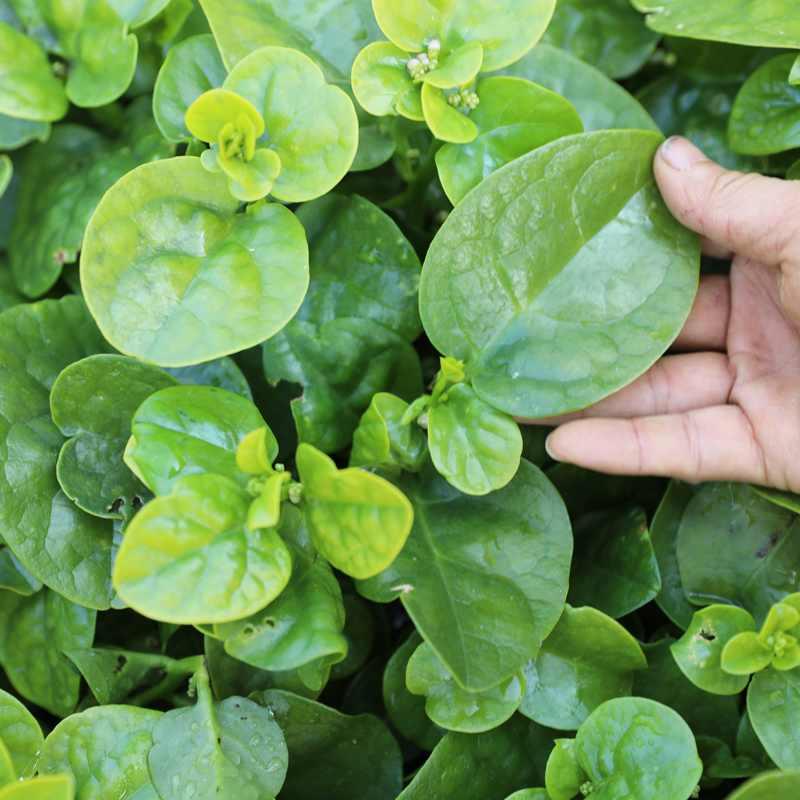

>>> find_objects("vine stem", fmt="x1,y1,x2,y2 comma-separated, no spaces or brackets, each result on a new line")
381,139,444,227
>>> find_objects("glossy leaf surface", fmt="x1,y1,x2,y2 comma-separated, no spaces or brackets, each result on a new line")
407,641,526,732
725,771,800,799
421,130,699,418
421,83,477,144
252,689,402,800
358,460,572,691
0,776,73,800
0,689,44,778
520,605,647,730
81,157,309,366
114,474,292,623
166,357,253,400
436,77,583,206
747,668,800,771
41,705,162,799
351,41,424,120
0,297,118,610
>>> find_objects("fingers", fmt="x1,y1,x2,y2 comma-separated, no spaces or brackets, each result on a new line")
545,405,768,485
701,236,733,260
522,351,733,425
671,274,730,351
654,137,800,270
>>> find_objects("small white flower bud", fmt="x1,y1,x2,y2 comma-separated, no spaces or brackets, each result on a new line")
407,57,424,78
427,58,438,70
428,39,441,55
418,52,430,65
447,93,461,107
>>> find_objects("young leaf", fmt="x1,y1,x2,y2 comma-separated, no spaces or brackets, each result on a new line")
428,382,522,495
0,588,96,717
747,668,800,771
358,460,572,692
421,83,478,144
407,641,526,733
149,669,288,799
351,42,425,120
0,297,119,611
41,705,162,798
671,605,756,695
0,775,74,800
113,473,292,624
251,689,403,800
81,157,309,367
544,739,586,800
126,385,268,495
729,54,800,155
436,76,583,205
519,605,647,730
418,41,483,89
420,130,700,418
0,688,44,778
223,46,358,202
724,771,800,799
296,443,414,580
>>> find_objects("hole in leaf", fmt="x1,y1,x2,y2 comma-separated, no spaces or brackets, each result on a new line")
698,628,716,642
114,655,128,674
242,625,256,637
756,532,781,559
132,495,144,510
107,497,125,514
263,617,276,630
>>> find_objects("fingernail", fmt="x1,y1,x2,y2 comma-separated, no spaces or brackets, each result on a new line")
658,136,707,171
544,433,562,462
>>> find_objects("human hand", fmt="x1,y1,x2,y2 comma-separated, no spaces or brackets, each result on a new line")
539,136,800,491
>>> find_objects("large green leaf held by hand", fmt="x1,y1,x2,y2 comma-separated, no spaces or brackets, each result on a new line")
436,77,583,206
296,443,413,580
630,0,800,49
729,54,800,155
113,473,292,623
50,355,178,521
358,459,572,691
420,130,700,418
0,297,121,610
9,100,173,299
126,385,268,495
222,47,358,202
544,698,703,800
0,22,67,121
148,669,288,800
41,705,162,800
81,157,309,366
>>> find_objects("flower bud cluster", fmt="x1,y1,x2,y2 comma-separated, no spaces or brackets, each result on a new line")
580,781,595,797
447,88,480,110
407,39,441,78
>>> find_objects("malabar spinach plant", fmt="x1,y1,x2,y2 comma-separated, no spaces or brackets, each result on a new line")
1,0,800,798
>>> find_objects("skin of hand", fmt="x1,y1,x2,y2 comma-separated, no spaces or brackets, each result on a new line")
536,135,800,492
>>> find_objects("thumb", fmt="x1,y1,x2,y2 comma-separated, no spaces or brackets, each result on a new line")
654,136,800,271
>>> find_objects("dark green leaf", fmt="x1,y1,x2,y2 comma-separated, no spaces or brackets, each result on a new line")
165,357,253,400
747,668,800,770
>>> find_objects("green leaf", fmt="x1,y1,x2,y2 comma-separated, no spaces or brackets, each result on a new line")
0,22,67,120
496,43,658,134
351,41,425,120
383,630,445,751
724,771,800,799
418,41,483,89
721,632,774,675
630,0,800,48
41,705,162,799
567,698,703,800
0,587,95,717
35,0,138,106
428,382,521,495
0,259,24,314
0,739,15,789
397,716,550,800
350,393,428,472
153,34,228,142
0,533,41,595
0,775,74,800
358,459,572,692
328,591,374,680
0,688,44,778
0,157,9,200
676,482,800,624
296,443,414,580
251,689,402,800
223,46,358,202
236,426,279,474
9,103,173,298
436,76,583,205
0,113,49,149
113,473,292,624
372,0,555,72
263,318,423,453
748,668,800,770
545,738,586,800
542,0,660,79
198,0,382,80
568,507,661,619
185,87,264,143
165,357,253,400
421,83,477,144
0,297,120,611
650,480,701,629
729,54,800,155
670,605,756,695
50,355,178,520
214,504,347,675
81,157,309,367
407,641,526,732
294,193,423,342
126,385,267,495
148,669,288,800
504,791,551,800
520,605,647,730
420,130,699,418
